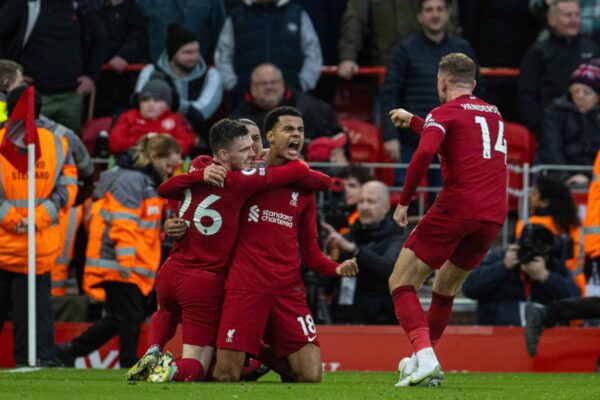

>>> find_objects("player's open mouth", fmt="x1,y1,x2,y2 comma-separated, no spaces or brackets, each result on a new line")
287,141,300,155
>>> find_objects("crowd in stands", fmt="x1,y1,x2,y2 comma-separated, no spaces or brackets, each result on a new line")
0,0,600,366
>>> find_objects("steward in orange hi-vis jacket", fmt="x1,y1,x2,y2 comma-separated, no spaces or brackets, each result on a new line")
56,134,181,368
0,86,77,366
584,151,600,296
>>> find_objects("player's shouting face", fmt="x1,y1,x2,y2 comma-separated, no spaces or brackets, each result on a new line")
266,115,305,161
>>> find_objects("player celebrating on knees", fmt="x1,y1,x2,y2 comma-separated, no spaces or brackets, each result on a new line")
387,53,507,387
213,106,358,383
127,119,313,382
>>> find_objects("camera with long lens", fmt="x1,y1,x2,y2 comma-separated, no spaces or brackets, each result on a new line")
319,177,350,230
517,224,559,264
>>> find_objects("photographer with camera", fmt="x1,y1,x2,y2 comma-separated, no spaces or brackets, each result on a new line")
463,224,581,326
321,181,405,324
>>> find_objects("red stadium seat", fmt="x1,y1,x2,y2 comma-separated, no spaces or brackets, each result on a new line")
81,116,114,155
339,119,395,186
334,82,374,121
504,122,536,211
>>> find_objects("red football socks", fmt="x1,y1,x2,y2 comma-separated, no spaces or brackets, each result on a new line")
173,358,205,382
428,291,455,348
148,309,178,350
392,285,432,352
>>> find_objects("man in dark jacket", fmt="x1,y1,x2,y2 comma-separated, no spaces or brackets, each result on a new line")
322,181,405,324
0,0,108,133
518,0,600,136
230,63,341,143
462,240,581,326
380,0,481,183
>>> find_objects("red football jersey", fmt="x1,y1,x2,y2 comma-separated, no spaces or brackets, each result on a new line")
225,185,339,296
407,95,507,224
157,159,309,276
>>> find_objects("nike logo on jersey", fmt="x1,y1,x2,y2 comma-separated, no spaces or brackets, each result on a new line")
308,336,317,342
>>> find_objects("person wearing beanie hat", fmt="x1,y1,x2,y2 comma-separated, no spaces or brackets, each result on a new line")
540,60,600,187
166,25,199,62
139,79,174,109
134,25,223,138
110,77,196,155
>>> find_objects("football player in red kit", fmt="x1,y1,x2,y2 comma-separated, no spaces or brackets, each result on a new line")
387,53,507,387
212,107,358,383
127,119,314,382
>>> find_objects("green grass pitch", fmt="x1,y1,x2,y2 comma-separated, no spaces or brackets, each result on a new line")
1,369,599,400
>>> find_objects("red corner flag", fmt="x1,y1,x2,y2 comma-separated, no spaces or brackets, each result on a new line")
0,86,40,173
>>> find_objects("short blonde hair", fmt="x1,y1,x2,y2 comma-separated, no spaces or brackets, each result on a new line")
438,53,476,86
134,133,181,168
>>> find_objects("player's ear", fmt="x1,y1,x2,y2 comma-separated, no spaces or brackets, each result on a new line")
471,79,477,92
217,148,229,162
266,130,274,145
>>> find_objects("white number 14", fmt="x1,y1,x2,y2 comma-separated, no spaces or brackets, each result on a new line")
475,116,507,160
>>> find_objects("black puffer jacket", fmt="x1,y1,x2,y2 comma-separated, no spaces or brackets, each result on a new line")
540,94,600,172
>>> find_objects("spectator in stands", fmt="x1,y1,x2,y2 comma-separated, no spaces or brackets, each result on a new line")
96,0,149,71
457,0,541,120
230,63,342,141
0,59,24,122
337,0,460,80
295,0,348,66
336,165,373,234
517,176,586,295
0,0,108,133
531,0,600,43
322,181,404,324
139,0,225,64
215,0,322,99
0,87,78,367
57,134,182,368
135,25,223,136
462,225,581,326
93,0,149,116
111,79,196,155
519,0,600,136
380,0,480,182
540,61,600,186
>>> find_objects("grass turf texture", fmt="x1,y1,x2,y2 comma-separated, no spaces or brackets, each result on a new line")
1,369,599,399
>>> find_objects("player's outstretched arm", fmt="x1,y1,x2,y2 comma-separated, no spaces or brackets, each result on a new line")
389,108,425,135
157,164,228,199
294,169,332,192
229,160,310,196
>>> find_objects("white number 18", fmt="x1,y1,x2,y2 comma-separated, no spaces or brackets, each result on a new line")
475,116,507,160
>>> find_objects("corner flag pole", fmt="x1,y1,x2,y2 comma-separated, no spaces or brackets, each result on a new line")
27,140,36,367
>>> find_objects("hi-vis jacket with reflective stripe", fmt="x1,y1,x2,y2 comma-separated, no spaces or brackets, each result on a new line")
84,164,164,301
516,216,586,296
584,151,600,259
0,124,78,274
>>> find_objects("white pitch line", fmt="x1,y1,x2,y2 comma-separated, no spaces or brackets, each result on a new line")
0,367,42,373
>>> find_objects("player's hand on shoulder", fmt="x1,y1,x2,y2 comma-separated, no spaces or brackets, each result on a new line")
164,217,188,240
201,164,228,187
393,204,409,227
389,108,413,129
336,257,358,277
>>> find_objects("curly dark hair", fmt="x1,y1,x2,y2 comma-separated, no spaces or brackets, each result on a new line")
536,175,580,232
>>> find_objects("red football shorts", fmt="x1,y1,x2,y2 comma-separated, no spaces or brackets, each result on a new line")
404,205,503,270
155,259,225,347
217,289,320,358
